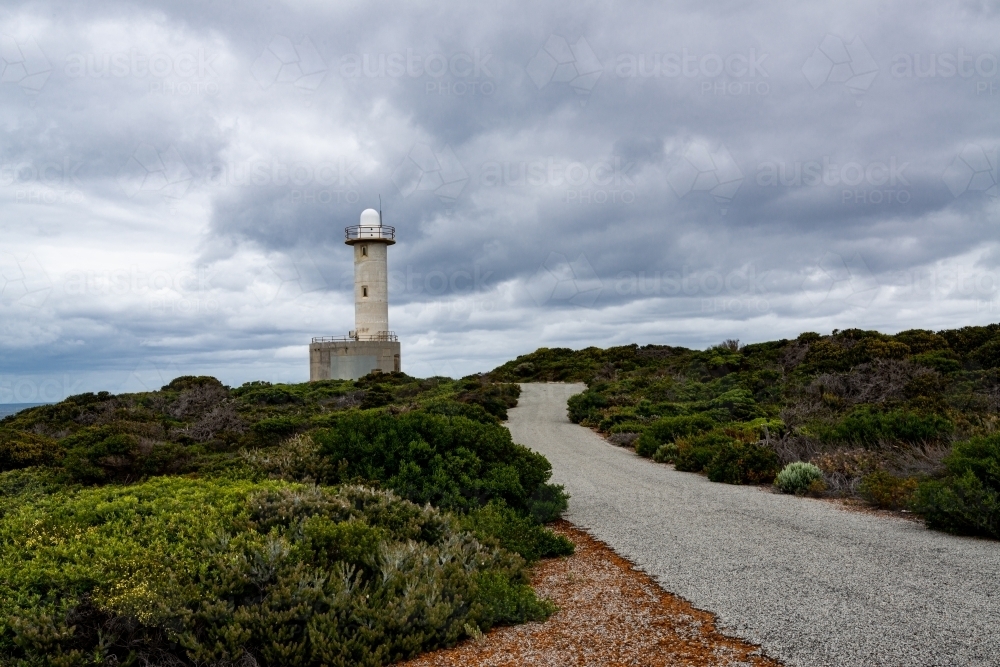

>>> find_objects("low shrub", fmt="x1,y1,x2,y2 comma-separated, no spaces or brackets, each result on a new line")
912,434,1000,537
360,384,394,409
463,501,574,563
673,431,735,472
60,426,142,482
810,449,879,478
703,388,764,421
859,470,918,510
914,472,1000,538
775,462,824,495
251,415,304,445
527,482,569,523
652,442,679,463
608,422,647,434
310,411,566,515
0,429,61,471
635,414,716,458
607,432,640,448
0,478,552,667
567,390,608,424
456,381,520,420
423,399,500,425
705,441,782,485
819,407,953,447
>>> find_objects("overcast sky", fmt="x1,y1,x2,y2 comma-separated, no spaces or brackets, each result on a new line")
1,0,999,398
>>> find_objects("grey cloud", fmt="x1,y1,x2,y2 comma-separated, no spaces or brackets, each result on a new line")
2,0,999,392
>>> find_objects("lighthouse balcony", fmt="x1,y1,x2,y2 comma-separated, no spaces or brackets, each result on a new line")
345,225,395,244
312,331,398,343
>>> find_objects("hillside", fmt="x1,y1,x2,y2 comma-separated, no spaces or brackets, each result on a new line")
491,325,1000,538
0,373,571,667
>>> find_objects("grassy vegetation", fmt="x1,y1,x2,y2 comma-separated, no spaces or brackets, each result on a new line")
0,373,570,666
491,325,1000,539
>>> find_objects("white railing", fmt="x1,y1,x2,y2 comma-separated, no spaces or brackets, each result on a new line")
345,225,395,241
312,332,398,343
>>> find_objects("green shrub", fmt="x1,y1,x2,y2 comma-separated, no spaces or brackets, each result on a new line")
0,478,551,667
311,411,563,515
0,429,61,472
456,381,520,420
943,433,1000,488
774,462,824,495
251,415,303,444
608,421,647,434
527,482,569,523
705,441,781,485
474,571,557,628
892,329,950,354
598,412,641,431
705,388,763,421
463,501,574,563
674,445,717,472
912,350,962,374
914,472,1000,538
60,427,141,482
673,431,735,473
234,381,303,405
972,337,1000,369
820,407,953,447
635,414,716,458
360,384,394,409
423,399,500,425
912,434,1000,537
860,471,918,510
652,442,679,463
567,390,609,424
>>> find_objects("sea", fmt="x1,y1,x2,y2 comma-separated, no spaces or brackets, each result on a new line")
0,403,48,419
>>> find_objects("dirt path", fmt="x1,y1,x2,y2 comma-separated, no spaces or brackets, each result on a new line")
401,522,781,667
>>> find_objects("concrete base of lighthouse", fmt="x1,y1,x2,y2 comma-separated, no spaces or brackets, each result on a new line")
309,339,401,381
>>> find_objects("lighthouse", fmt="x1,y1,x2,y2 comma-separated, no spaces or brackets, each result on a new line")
309,208,401,381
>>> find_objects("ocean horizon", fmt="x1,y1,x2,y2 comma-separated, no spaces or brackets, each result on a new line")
0,403,48,420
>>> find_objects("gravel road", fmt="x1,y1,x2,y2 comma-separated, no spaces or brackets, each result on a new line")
507,383,1000,667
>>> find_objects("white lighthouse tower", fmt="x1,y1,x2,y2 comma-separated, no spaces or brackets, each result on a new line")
309,208,401,381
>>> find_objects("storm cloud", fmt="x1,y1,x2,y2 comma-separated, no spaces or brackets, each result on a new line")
2,0,999,398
